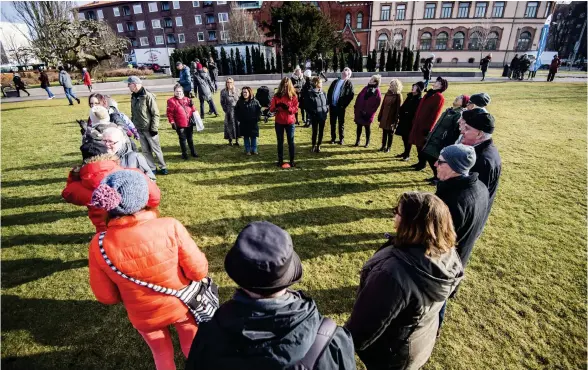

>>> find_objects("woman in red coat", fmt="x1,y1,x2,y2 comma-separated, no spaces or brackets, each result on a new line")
270,77,299,168
409,77,447,170
167,84,198,159
82,67,92,92
353,74,382,148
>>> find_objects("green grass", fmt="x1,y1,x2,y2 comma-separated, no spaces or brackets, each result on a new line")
1,81,586,370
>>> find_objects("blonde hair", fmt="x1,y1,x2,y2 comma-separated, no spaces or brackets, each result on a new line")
276,77,296,99
388,79,403,94
84,153,120,164
225,77,235,93
370,74,382,86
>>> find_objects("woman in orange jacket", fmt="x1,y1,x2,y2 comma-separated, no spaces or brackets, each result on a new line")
270,77,299,168
88,170,209,370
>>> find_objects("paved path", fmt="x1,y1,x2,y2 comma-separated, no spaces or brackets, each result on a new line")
2,73,586,104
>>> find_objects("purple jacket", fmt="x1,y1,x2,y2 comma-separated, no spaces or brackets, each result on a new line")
354,85,382,126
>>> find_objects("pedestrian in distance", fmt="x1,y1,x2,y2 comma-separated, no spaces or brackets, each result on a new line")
128,76,168,175
208,57,219,91
185,221,357,370
327,67,354,145
345,191,463,370
353,74,382,148
12,72,30,97
305,76,329,153
270,77,299,169
394,81,424,161
421,54,434,89
193,64,219,117
58,66,81,105
291,66,305,125
235,86,262,155
547,54,561,82
87,169,208,370
528,55,537,80
220,77,240,146
167,83,198,160
509,54,520,80
378,79,403,153
82,67,93,92
176,61,192,97
479,54,491,81
38,68,54,99
517,54,531,81
102,127,156,181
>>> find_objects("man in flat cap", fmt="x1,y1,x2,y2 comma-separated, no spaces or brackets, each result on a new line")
466,92,491,112
186,221,356,370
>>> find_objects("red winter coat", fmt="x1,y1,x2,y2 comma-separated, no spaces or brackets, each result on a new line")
167,96,196,128
83,71,92,86
409,90,445,149
549,57,561,72
88,209,209,332
353,86,382,126
62,159,161,232
269,94,299,125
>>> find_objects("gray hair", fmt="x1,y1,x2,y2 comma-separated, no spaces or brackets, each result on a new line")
481,132,493,140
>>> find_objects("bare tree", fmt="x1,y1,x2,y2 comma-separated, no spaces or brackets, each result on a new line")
1,31,34,65
2,1,75,41
474,18,494,61
227,5,264,44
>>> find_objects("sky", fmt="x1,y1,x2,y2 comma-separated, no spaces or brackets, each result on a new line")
0,1,93,24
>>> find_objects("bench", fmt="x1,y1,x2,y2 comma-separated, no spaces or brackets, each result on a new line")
1,85,19,98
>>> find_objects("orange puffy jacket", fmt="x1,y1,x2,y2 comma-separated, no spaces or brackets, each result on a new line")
88,210,209,332
61,159,161,232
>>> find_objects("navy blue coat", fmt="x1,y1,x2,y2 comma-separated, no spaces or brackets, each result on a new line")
471,139,501,215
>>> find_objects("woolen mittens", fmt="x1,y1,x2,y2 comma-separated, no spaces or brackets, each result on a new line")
90,170,149,216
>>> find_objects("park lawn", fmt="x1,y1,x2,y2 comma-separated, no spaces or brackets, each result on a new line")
1,81,586,370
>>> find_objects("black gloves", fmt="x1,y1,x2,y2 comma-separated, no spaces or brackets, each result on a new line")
277,102,289,110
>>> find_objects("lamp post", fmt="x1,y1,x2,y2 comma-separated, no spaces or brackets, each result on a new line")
278,19,283,79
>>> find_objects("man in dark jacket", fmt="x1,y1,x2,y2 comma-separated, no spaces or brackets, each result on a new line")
176,61,192,96
547,54,561,82
193,65,219,117
38,68,55,99
186,221,356,370
12,73,30,97
509,54,520,79
327,67,354,145
208,57,219,90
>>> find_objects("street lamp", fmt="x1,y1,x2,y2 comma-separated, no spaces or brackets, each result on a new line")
278,19,283,79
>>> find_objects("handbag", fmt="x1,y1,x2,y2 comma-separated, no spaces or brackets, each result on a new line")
97,231,219,323
193,111,204,132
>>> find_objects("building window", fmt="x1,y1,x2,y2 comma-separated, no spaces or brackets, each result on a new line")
525,2,538,18
117,23,123,32
193,1,199,6
458,2,470,18
468,32,481,50
452,31,465,50
486,31,499,50
167,34,176,43
140,37,149,46
197,32,204,41
380,5,391,21
130,38,138,47
517,31,532,51
173,1,180,9
122,6,131,16
155,35,164,45
441,3,453,18
113,7,120,16
127,22,135,31
78,12,85,20
152,19,162,29
178,33,185,43
356,12,363,28
436,32,448,50
136,21,145,30
420,32,432,50
474,2,487,18
218,1,227,4
133,4,142,14
203,1,213,6
162,2,170,11
221,30,229,40
492,1,504,17
97,9,104,19
208,30,217,40
424,3,436,19
149,2,158,12
377,33,389,51
396,4,406,20
87,11,97,20
175,16,183,26
218,13,229,22
195,15,202,24
345,13,351,26
164,18,173,27
206,14,215,23
392,33,403,49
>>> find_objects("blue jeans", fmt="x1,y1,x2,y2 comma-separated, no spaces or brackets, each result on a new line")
199,95,218,116
243,136,258,153
64,87,78,104
438,301,447,329
275,123,295,164
43,87,54,98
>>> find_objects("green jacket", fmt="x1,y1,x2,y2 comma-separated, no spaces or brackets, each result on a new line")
130,87,160,132
422,106,463,159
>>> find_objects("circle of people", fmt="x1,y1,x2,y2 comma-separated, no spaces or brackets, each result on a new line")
62,59,502,370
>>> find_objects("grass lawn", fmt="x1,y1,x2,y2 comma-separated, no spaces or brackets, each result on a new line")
1,81,586,370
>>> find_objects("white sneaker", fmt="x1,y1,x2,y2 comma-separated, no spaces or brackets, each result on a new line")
48,96,54,100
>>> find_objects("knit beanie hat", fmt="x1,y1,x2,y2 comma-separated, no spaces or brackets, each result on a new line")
436,76,448,93
462,108,495,134
469,93,491,107
81,140,109,160
413,81,425,93
90,106,110,124
90,170,149,216
461,95,470,108
440,144,477,176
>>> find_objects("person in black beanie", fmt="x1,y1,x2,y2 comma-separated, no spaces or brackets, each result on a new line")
186,221,356,370
466,92,491,112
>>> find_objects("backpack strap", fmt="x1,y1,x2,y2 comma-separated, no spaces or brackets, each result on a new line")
298,317,337,370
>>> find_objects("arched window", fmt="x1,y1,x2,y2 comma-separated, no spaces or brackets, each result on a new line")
436,32,448,50
377,33,389,50
392,32,403,49
486,32,499,50
517,31,531,51
468,31,481,50
356,12,363,29
420,32,432,50
345,12,351,26
451,57,459,63
452,31,465,50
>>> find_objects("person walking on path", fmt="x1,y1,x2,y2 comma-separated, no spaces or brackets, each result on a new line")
547,54,561,82
327,67,354,145
353,74,382,148
305,76,329,153
235,86,262,155
208,57,219,91
176,61,192,97
345,191,463,370
378,79,403,153
409,77,447,171
528,56,537,80
193,64,219,117
102,127,156,181
12,73,30,97
291,66,305,125
88,170,209,370
38,69,54,99
394,82,424,161
270,77,299,168
185,221,357,370
421,94,469,184
58,66,81,105
82,67,93,92
220,78,240,146
167,84,198,160
509,54,520,80
128,76,168,175
421,54,434,89
479,54,491,81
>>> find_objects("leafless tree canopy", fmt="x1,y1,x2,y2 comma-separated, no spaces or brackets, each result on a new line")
3,1,75,40
2,32,34,65
227,6,264,44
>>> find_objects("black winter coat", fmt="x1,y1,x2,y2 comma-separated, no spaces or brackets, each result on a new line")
186,289,357,370
395,93,422,137
208,61,218,80
300,78,312,109
422,107,463,159
480,57,491,72
436,174,489,267
346,241,463,370
327,78,355,109
421,58,433,80
193,70,215,100
235,97,261,137
305,88,329,122
471,139,501,216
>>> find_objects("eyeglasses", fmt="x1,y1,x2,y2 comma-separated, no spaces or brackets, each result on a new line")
437,159,448,165
103,140,118,145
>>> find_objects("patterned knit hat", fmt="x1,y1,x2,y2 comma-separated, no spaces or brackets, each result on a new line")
90,170,149,216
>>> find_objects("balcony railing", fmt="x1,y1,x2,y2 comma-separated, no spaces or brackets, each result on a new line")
205,22,216,30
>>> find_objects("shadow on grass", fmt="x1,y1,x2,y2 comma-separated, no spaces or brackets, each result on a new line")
306,285,359,316
1,177,65,188
2,210,86,227
3,160,78,172
2,195,64,209
2,258,88,288
1,233,92,248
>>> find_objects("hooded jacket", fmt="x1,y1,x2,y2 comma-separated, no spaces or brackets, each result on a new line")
422,106,464,159
59,70,73,88
116,140,156,181
345,241,463,370
186,289,357,370
353,85,382,126
178,66,192,91
193,69,215,100
130,87,160,132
